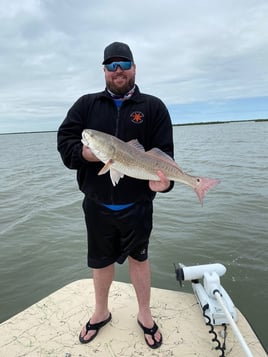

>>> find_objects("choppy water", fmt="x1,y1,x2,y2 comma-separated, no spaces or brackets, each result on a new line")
0,122,267,349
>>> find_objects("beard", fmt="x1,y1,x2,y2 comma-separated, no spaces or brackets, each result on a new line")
106,75,135,96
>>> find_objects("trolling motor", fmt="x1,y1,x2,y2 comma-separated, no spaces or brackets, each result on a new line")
175,263,237,325
175,263,253,357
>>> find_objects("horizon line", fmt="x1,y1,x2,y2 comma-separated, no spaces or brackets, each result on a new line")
0,118,267,135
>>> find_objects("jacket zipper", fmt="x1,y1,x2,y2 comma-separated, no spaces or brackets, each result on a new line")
111,103,121,204
115,104,121,137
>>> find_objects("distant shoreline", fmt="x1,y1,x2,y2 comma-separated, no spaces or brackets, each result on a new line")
0,118,267,135
173,118,268,127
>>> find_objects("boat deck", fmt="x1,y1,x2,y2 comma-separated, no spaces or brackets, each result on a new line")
0,279,266,356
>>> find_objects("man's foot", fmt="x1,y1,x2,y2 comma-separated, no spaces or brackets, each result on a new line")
79,313,112,344
137,319,163,349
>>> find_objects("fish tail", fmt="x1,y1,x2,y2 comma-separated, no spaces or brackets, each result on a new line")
194,177,220,205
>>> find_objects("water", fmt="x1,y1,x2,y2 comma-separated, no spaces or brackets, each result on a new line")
0,122,267,349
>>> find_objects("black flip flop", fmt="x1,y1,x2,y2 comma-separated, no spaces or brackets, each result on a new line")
79,313,112,344
137,319,163,349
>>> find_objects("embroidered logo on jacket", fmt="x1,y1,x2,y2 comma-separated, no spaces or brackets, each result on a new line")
130,111,144,124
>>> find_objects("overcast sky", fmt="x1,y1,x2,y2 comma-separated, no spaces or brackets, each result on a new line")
1,0,268,133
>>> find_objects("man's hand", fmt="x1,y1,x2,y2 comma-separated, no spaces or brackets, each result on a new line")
149,171,170,192
82,145,99,162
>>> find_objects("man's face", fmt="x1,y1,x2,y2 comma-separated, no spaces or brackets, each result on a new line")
104,57,136,95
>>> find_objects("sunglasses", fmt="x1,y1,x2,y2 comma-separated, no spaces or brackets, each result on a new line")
105,61,132,72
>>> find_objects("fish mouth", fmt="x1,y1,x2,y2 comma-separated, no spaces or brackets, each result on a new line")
81,130,91,146
81,137,88,146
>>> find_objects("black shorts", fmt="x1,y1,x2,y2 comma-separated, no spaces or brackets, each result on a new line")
82,198,153,269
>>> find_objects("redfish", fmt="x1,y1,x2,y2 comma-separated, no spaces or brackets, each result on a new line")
82,129,220,205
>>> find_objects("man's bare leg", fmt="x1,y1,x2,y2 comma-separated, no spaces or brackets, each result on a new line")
80,264,114,341
128,257,162,346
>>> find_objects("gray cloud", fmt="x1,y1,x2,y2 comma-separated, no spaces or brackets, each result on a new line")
1,0,268,132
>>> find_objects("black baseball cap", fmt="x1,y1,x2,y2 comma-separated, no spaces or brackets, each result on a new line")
102,42,134,64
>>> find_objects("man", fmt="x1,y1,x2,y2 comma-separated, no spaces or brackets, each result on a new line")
57,42,174,349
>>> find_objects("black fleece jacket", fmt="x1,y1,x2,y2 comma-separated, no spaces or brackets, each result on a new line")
57,85,174,204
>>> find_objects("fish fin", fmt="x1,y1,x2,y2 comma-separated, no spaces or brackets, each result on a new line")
110,169,124,186
194,177,220,205
98,160,113,175
147,148,181,169
97,160,124,186
128,139,145,151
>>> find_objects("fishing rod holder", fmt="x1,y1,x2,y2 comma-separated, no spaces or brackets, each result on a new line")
175,263,237,325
